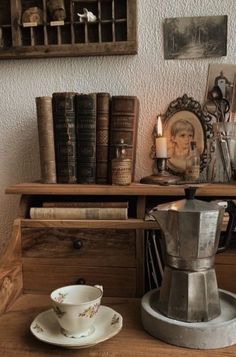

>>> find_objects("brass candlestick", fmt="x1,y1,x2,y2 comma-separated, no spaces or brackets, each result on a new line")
140,116,181,185
140,157,181,185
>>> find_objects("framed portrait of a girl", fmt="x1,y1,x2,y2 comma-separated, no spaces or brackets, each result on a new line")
163,94,212,174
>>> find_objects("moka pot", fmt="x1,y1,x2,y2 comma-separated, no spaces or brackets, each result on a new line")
150,187,236,323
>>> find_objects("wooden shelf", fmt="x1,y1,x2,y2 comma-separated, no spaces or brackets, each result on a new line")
5,182,236,196
0,0,137,59
21,218,158,229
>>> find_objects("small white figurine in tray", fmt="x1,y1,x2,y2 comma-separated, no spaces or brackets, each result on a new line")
77,8,97,22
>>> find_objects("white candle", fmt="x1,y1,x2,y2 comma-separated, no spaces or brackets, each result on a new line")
156,137,168,158
155,115,168,158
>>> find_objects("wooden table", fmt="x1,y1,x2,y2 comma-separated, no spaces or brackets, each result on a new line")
1,294,236,356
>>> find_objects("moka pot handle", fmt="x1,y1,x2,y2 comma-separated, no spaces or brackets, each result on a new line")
217,200,236,253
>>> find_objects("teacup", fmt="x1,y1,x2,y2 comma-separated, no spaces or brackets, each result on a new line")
50,284,103,338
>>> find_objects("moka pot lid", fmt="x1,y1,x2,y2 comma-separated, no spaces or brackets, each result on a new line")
155,187,224,213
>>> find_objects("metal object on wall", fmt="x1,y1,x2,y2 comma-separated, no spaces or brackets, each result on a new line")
207,122,236,182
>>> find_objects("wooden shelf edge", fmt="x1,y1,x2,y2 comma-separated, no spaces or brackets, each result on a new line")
21,219,159,229
0,41,137,60
5,182,236,196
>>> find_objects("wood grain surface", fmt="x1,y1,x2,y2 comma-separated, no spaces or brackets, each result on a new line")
21,228,136,265
0,294,235,356
6,182,236,197
3,183,236,356
22,263,136,297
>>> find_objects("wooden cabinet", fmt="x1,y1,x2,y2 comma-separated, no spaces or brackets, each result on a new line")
1,183,236,355
4,183,162,300
3,182,236,302
0,0,137,59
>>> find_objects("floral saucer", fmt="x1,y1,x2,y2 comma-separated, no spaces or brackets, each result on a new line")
30,305,123,349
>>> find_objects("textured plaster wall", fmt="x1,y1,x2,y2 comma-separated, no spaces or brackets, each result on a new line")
0,0,236,255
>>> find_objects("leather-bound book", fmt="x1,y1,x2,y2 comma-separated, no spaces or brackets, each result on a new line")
96,93,110,184
75,93,97,184
109,96,139,182
52,92,77,183
35,96,57,184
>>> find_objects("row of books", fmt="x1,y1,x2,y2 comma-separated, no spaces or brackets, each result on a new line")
29,201,129,220
36,93,139,184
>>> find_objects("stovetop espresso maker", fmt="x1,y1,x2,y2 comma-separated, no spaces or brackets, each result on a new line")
141,187,236,349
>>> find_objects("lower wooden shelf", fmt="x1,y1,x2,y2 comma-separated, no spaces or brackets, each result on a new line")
1,293,236,356
21,219,159,229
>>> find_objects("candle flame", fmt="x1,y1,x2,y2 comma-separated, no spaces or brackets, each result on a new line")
157,115,163,136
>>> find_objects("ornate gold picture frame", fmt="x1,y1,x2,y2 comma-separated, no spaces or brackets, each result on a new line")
163,94,212,174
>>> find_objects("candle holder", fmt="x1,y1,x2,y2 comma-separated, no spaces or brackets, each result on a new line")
140,157,181,185
140,115,181,185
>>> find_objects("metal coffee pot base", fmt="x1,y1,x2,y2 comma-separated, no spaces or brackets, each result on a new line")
141,288,236,349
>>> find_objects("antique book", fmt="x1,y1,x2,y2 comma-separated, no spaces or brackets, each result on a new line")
75,93,97,183
96,93,110,184
35,96,57,184
52,92,77,183
43,201,128,208
108,96,139,182
30,207,128,220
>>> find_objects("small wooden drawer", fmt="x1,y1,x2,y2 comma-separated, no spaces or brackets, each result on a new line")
21,228,136,267
22,263,136,297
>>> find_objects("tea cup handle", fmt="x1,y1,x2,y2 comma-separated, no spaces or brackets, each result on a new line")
94,285,103,293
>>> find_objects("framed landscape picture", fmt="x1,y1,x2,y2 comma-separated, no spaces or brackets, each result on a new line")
164,15,227,60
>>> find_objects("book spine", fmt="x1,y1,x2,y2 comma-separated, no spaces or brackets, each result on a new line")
35,97,57,184
108,96,139,182
30,207,128,220
52,92,77,184
75,93,97,184
96,93,110,184
43,201,128,208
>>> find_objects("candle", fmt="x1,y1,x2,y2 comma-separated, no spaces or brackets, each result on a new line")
155,115,167,158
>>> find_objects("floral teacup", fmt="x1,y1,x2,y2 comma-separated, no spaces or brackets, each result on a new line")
50,284,103,338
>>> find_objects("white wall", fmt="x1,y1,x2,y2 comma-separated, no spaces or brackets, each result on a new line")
0,0,236,254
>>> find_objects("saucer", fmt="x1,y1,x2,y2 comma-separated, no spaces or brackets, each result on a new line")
30,305,123,349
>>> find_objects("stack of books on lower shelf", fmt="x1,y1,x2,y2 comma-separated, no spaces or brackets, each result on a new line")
29,202,128,220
